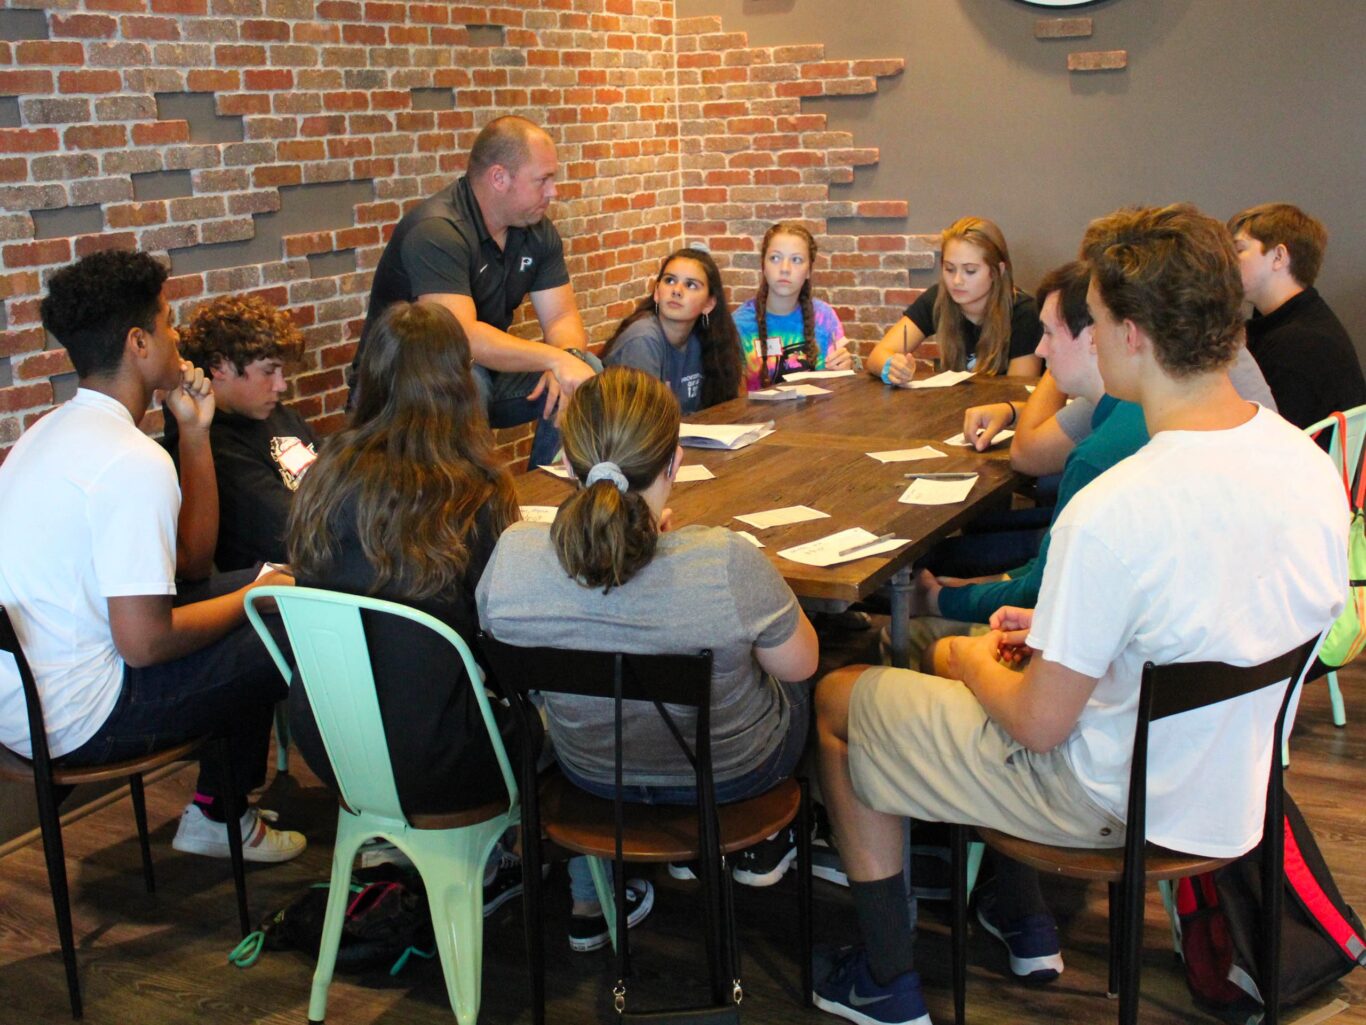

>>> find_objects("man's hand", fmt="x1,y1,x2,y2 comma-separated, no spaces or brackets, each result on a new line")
988,605,1034,654
826,346,854,371
162,360,215,433
963,401,1014,452
882,352,916,388
529,351,596,421
946,630,1015,682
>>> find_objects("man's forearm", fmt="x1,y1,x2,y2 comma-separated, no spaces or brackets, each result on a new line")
465,319,573,374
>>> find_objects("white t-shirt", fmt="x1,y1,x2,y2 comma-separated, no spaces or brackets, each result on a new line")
0,389,180,758
1027,406,1345,857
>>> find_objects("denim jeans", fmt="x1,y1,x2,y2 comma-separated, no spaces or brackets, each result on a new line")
473,349,603,469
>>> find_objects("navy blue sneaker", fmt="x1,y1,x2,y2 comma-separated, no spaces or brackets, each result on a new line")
975,884,1064,983
812,946,932,1025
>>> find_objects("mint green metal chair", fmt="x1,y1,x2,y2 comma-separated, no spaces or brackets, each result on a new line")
245,586,520,1025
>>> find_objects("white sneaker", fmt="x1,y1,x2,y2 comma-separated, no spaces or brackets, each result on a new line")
172,803,306,864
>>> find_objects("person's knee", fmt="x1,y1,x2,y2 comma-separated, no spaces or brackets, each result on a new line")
815,664,869,742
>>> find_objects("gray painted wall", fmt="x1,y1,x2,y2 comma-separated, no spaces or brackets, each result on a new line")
680,0,1366,358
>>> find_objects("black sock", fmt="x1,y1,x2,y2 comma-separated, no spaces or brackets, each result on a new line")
850,873,915,985
991,853,1048,921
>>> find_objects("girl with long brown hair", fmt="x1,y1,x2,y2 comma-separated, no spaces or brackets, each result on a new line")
867,216,1043,384
735,221,853,388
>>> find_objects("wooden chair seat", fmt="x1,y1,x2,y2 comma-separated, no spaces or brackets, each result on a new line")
977,827,1234,883
0,737,203,788
540,774,801,862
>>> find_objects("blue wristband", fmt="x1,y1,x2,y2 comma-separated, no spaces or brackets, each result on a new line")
881,360,894,385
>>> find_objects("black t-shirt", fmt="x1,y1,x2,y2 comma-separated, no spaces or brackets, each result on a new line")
291,498,528,816
1245,288,1365,430
356,175,570,368
903,284,1042,372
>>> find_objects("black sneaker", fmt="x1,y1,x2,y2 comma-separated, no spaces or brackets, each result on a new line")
975,881,1064,983
568,878,655,952
667,860,699,882
482,847,525,918
732,827,798,887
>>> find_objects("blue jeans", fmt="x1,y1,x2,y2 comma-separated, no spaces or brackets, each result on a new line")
473,350,603,470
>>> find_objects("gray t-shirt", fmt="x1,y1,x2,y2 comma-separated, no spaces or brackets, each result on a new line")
1056,343,1277,443
475,522,801,786
604,316,705,414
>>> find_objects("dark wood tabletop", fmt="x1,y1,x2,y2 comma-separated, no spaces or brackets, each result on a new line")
514,371,1035,605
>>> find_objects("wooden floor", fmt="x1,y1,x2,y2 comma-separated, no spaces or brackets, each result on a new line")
1,654,1362,1024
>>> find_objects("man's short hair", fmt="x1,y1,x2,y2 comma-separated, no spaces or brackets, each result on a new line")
467,115,546,178
178,294,303,375
1226,202,1327,289
1036,261,1093,338
1082,203,1244,378
40,250,168,379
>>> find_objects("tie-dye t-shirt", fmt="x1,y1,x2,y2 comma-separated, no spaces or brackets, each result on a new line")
734,298,846,391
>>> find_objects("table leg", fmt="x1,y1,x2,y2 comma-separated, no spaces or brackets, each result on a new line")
887,566,912,669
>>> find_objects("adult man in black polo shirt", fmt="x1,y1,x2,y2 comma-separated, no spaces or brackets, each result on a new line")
1228,202,1364,429
357,115,596,465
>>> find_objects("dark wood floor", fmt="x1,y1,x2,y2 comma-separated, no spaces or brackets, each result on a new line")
1,654,1362,1024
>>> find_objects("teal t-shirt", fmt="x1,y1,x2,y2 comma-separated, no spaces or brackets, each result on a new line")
937,395,1150,623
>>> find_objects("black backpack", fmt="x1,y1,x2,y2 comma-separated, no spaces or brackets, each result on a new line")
1175,791,1366,1023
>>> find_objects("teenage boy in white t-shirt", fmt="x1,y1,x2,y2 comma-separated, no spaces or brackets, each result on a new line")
0,250,304,863
810,205,1346,1025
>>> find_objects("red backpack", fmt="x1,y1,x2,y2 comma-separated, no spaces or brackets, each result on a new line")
1175,790,1365,1022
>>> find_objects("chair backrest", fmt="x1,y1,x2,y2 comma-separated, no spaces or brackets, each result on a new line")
1125,636,1321,859
245,586,517,824
0,603,54,776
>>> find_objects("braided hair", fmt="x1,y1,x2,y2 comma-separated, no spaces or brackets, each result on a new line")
756,222,820,387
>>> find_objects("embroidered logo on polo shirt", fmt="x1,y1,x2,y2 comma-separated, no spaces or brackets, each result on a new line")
519,256,534,271
271,436,317,491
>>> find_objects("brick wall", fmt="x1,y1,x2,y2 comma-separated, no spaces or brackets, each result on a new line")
0,1,913,465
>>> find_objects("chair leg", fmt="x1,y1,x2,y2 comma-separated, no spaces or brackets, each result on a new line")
521,810,546,1025
128,773,155,894
215,739,250,936
1117,870,1146,1025
1157,880,1183,957
402,816,510,1025
586,856,618,954
309,814,370,1024
1327,671,1346,727
1107,881,1121,998
34,780,82,1019
273,701,291,774
797,778,813,1008
964,840,985,901
950,824,968,1025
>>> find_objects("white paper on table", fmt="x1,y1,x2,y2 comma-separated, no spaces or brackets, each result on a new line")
780,383,831,397
519,505,558,524
781,369,857,381
898,476,978,505
866,446,947,463
674,464,715,482
537,462,574,479
679,421,776,450
733,505,830,530
749,383,833,402
943,428,1015,448
777,527,909,568
735,530,765,548
908,369,975,389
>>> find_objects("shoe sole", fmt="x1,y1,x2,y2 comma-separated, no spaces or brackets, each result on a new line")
171,834,305,864
975,906,1063,983
732,845,797,887
569,885,656,952
483,882,524,918
811,991,931,1025
668,863,697,882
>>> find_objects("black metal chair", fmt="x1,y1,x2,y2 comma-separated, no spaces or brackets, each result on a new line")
0,604,249,1019
946,637,1320,1025
478,634,812,1024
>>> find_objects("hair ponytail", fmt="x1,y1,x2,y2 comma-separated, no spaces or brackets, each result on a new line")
550,367,681,592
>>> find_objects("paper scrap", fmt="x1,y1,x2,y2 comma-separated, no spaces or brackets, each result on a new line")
674,464,715,482
537,462,574,479
866,446,947,464
777,528,909,568
781,369,857,381
735,530,765,548
908,369,974,389
734,505,830,530
898,476,978,505
680,421,776,450
750,383,832,401
943,428,1015,448
519,505,558,524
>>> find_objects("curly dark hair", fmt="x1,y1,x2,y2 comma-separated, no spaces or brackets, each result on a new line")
178,294,304,374
1082,204,1243,379
39,250,168,379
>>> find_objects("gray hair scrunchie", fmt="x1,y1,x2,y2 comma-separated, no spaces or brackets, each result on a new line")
585,460,629,493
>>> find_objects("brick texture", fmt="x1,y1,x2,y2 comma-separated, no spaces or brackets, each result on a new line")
0,1,916,466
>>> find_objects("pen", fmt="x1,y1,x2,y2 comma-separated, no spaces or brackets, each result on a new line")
837,532,895,558
902,472,978,480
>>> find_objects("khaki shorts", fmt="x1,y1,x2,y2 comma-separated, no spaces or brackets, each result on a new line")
848,665,1125,849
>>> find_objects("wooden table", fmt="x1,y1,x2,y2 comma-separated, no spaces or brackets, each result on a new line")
514,371,1033,668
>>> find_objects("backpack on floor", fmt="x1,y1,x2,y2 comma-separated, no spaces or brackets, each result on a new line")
1317,410,1366,669
1175,791,1366,1024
